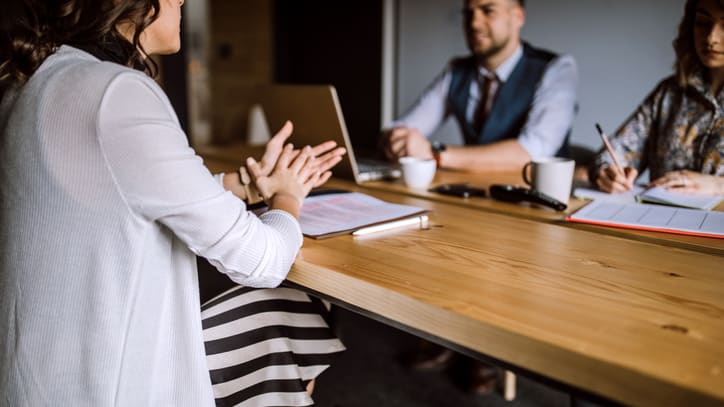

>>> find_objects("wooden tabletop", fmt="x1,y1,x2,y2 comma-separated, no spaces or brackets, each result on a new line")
199,145,724,406
288,184,724,406
198,143,724,255
360,170,724,256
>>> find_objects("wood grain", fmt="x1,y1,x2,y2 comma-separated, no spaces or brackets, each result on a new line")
290,189,724,406
198,144,724,406
359,172,724,256
198,143,724,255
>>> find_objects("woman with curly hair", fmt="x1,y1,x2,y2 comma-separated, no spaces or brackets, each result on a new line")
591,0,724,195
0,0,345,405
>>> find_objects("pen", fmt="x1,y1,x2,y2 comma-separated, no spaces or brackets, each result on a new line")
352,215,429,236
595,123,624,176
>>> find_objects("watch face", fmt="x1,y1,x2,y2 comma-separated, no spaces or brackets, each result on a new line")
432,142,447,153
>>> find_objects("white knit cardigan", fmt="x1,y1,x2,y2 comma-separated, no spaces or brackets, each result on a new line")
0,46,303,406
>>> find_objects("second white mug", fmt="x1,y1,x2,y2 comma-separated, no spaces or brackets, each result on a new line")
522,157,575,204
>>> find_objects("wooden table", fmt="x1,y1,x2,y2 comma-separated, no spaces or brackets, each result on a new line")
199,147,724,406
360,170,724,256
198,143,724,255
290,184,724,406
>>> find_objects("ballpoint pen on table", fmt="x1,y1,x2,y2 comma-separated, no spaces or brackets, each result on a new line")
352,215,429,236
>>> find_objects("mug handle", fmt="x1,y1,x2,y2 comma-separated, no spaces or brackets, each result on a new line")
522,162,533,186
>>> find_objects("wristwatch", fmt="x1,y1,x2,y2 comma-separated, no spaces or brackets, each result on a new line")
431,141,447,168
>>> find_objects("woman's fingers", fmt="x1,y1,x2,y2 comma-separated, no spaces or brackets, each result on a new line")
269,121,294,147
258,121,295,174
651,170,687,189
276,143,295,169
304,170,322,190
650,170,708,193
246,157,263,180
291,146,313,174
246,157,273,200
314,170,333,187
310,140,338,157
650,170,724,194
596,167,618,192
601,177,628,193
624,167,638,187
597,166,635,193
315,146,346,164
315,154,343,174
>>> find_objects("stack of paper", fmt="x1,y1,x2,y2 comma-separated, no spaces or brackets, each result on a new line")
297,191,428,239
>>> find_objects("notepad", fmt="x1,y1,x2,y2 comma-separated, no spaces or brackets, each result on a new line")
567,200,724,238
636,186,723,210
297,191,428,239
574,186,723,210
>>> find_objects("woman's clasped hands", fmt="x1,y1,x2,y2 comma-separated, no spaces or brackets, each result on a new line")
245,120,346,213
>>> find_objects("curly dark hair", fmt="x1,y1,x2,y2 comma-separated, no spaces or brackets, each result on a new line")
0,0,160,85
673,0,724,87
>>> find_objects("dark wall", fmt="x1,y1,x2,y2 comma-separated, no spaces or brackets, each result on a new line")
161,13,189,134
161,51,188,133
273,1,383,154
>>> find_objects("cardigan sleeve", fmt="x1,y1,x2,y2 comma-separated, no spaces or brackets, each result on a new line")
96,71,302,288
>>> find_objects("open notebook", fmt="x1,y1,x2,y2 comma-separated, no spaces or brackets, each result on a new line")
573,186,724,211
567,200,724,238
254,84,400,183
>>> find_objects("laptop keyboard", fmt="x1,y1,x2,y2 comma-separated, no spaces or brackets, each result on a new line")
357,159,391,172
357,158,401,181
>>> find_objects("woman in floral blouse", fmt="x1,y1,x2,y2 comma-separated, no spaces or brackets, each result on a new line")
591,0,723,195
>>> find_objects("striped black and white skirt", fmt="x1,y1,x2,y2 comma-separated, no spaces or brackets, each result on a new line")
201,286,346,406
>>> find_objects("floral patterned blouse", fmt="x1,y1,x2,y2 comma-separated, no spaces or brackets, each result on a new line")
591,71,723,182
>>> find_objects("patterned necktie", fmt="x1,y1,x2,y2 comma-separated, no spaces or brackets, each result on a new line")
473,73,499,133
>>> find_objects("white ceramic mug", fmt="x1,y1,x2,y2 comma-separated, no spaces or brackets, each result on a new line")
399,157,437,188
522,157,575,203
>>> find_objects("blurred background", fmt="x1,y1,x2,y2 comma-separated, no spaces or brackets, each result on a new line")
170,0,682,157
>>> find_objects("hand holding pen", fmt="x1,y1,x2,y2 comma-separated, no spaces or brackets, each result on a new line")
594,123,638,193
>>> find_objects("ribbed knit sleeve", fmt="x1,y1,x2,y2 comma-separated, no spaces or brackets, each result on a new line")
96,71,302,287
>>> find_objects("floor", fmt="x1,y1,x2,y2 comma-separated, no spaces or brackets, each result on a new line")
312,306,587,407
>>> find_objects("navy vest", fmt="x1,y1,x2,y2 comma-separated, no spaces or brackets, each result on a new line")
447,43,569,156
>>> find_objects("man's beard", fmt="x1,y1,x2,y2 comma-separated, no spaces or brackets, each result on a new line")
472,37,509,61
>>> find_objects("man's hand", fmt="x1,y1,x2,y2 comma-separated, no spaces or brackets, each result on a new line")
381,126,432,161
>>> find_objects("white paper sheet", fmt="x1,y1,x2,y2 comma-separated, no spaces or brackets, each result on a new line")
297,192,427,238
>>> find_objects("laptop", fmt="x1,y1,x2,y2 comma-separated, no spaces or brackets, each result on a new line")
254,84,400,183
